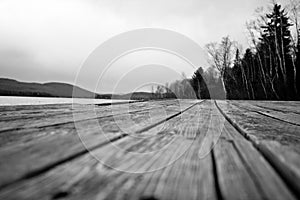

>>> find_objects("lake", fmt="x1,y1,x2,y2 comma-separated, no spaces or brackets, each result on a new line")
0,96,130,106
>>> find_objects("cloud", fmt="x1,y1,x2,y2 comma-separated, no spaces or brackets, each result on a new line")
0,0,291,92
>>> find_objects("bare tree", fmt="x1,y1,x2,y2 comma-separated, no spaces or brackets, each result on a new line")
288,0,300,96
155,85,164,99
206,36,236,97
288,0,300,46
246,20,277,99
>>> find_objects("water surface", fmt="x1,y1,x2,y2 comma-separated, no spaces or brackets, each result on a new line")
0,96,129,106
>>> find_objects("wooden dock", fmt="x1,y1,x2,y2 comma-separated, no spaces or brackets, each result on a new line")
0,100,299,200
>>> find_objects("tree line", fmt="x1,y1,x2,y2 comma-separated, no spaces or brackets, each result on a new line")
169,2,300,100
161,68,225,99
222,3,300,100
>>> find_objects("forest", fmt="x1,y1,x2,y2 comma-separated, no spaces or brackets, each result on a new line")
163,2,300,100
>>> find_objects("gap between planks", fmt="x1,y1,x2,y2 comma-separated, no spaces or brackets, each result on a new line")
214,100,300,198
0,100,204,190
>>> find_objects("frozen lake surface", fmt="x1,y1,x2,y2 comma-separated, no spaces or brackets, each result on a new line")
0,96,130,106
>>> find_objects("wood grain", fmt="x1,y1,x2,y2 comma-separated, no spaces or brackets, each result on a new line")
0,100,299,200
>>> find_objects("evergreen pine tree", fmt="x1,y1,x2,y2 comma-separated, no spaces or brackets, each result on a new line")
260,4,295,99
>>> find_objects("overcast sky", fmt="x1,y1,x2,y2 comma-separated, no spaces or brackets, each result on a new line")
0,0,289,93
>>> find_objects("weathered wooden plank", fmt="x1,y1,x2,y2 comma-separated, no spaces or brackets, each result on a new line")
213,139,262,200
0,99,299,200
0,106,153,147
0,100,188,147
216,100,300,152
130,103,215,200
220,120,296,200
119,104,213,200
205,102,295,200
0,100,179,132
249,101,300,115
230,101,300,126
0,101,213,200
0,100,201,189
0,103,73,112
216,100,300,198
93,138,195,200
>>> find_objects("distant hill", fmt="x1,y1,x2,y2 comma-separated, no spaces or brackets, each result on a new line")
0,78,106,98
0,78,171,100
